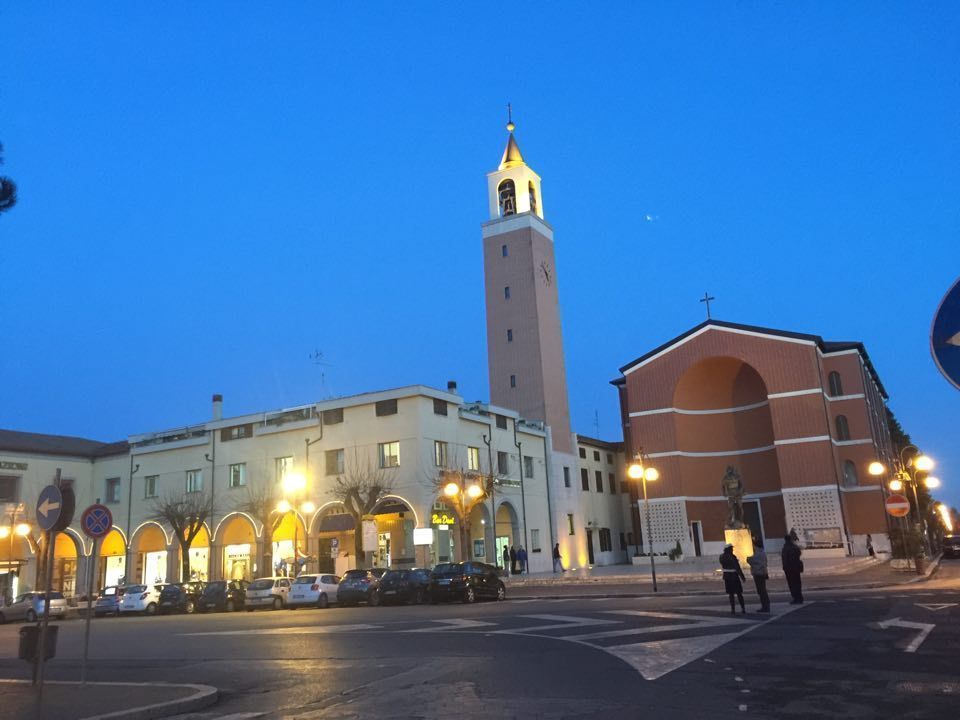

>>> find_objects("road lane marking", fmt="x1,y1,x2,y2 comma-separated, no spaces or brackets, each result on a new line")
915,603,956,612
876,617,935,652
492,614,621,634
181,623,380,637
403,618,497,632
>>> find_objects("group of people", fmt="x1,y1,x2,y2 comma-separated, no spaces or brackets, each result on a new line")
502,544,528,575
719,534,804,613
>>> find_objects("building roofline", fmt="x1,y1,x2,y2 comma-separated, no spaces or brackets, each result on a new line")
0,429,129,459
613,319,888,399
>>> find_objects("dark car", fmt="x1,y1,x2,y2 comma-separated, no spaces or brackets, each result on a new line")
199,580,247,612
428,562,505,604
158,581,205,614
943,534,960,559
337,568,387,606
375,568,432,605
94,585,127,617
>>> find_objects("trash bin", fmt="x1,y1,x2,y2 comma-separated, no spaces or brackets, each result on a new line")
18,625,58,661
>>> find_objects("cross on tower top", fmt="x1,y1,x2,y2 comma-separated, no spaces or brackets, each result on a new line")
700,292,716,320
506,102,515,133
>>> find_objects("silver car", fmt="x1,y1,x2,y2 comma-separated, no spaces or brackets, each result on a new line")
0,592,68,623
245,577,291,610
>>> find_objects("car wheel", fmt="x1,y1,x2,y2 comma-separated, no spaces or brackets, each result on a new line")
225,600,235,613
185,600,195,614
317,593,329,609
496,583,506,601
463,587,476,604
145,602,158,615
26,610,37,623
272,596,283,610
369,591,381,607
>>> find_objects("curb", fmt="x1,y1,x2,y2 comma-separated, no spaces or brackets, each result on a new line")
0,680,219,720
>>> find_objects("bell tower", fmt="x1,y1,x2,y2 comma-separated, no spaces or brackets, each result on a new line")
481,112,573,453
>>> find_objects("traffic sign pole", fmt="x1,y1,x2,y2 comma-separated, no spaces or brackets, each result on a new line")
35,470,61,693
78,502,113,685
81,536,99,685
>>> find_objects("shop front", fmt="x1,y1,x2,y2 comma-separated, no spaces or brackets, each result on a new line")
217,513,258,582
223,544,252,581
431,505,457,564
52,532,79,596
371,499,415,569
99,529,127,588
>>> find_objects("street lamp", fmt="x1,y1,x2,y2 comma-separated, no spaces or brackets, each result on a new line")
627,455,660,592
441,474,488,562
869,448,940,556
277,471,313,576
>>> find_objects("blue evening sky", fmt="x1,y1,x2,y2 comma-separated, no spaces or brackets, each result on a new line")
2,4,958,509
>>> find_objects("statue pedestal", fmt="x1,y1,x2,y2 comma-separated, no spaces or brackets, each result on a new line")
724,528,754,564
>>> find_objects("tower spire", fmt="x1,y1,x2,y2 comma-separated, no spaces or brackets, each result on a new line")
499,104,524,170
507,102,515,133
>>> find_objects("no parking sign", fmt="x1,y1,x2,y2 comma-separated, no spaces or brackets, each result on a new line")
81,504,113,539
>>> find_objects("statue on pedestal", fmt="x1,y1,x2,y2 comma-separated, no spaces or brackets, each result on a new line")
721,465,746,530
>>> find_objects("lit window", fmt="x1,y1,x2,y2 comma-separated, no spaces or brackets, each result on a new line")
379,441,400,468
186,469,203,493
468,446,480,471
229,463,246,488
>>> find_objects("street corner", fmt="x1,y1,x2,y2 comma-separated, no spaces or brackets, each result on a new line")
0,679,219,720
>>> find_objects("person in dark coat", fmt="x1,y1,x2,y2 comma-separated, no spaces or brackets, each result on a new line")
552,543,564,573
781,534,804,604
509,545,518,574
502,545,510,574
746,538,770,612
517,546,527,574
719,543,746,614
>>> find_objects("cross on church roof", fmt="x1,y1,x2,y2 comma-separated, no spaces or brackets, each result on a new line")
700,292,716,319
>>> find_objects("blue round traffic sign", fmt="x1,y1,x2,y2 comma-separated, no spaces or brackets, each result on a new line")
931,276,960,391
81,504,113,539
36,485,63,532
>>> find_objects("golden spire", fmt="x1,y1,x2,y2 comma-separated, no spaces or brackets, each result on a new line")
499,103,525,170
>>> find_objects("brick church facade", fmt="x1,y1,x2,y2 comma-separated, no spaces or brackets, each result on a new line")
613,320,894,558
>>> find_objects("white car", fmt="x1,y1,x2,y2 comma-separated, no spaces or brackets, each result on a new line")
245,577,292,610
287,574,340,609
119,584,162,615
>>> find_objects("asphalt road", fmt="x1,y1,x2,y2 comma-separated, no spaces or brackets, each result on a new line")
1,564,958,720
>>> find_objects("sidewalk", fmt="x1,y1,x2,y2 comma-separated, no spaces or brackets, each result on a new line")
0,679,218,720
504,554,942,598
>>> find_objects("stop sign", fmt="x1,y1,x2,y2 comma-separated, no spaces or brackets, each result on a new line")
885,494,911,517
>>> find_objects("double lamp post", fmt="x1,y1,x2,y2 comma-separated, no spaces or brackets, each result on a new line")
626,454,660,592
868,448,941,557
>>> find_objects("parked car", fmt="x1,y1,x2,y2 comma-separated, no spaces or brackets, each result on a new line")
158,582,206,614
287,574,340,609
0,592,68,623
428,562,506,604
119,584,162,615
245,577,292,610
375,568,432,605
337,568,388,606
943,534,960,559
94,585,127,617
199,580,248,612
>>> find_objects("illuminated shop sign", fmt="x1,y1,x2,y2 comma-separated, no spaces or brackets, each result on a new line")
431,512,456,525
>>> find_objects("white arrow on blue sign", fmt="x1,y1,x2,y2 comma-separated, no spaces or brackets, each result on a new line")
931,276,960,391
36,485,63,531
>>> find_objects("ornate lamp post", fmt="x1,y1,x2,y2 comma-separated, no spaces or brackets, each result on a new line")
626,455,660,592
443,475,487,562
869,450,939,557
276,472,315,576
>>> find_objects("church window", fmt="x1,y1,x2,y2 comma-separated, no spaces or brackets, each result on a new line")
510,374,516,388
835,415,850,441
504,286,510,299
828,371,843,397
842,460,858,487
501,244,508,257
507,329,513,342
528,181,537,215
498,179,517,216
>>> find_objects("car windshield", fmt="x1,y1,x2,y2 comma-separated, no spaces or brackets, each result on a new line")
382,570,405,581
293,576,317,585
35,592,64,600
432,563,463,578
248,579,275,590
202,582,226,593
342,570,368,580
127,585,147,593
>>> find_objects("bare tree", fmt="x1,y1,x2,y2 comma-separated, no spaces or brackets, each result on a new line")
0,143,17,215
152,492,214,582
235,484,284,577
329,451,394,562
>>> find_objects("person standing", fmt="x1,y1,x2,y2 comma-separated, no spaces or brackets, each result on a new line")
719,543,746,614
866,534,875,557
746,539,770,613
781,534,804,604
552,543,564,573
509,545,518,575
518,546,527,574
502,545,510,575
